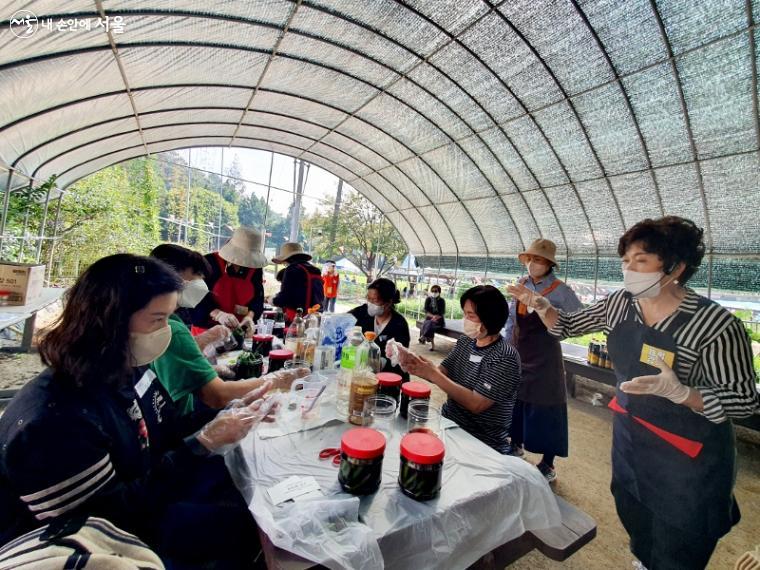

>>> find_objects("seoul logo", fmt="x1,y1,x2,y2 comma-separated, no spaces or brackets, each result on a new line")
9,10,38,39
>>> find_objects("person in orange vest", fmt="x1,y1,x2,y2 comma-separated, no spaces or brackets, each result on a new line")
322,260,340,312
271,242,324,323
191,227,266,335
504,239,582,484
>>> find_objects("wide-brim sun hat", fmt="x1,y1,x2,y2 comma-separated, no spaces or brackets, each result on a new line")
518,238,559,268
272,242,312,264
218,226,267,268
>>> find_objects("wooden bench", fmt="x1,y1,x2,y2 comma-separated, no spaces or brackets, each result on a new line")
416,318,464,340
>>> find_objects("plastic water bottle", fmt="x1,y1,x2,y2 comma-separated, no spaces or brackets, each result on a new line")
336,326,364,420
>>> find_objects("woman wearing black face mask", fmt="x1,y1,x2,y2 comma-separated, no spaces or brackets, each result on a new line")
509,216,759,570
349,278,411,380
419,285,446,351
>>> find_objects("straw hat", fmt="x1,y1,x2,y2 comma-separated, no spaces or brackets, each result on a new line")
271,242,312,264
518,238,559,268
218,227,267,268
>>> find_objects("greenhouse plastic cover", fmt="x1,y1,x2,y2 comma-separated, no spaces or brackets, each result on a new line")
0,0,758,258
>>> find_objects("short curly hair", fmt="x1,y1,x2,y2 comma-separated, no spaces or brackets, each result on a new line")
617,216,705,284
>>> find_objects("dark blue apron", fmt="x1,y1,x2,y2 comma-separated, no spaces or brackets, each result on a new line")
606,294,739,538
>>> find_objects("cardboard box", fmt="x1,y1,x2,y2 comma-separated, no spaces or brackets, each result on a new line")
0,262,45,306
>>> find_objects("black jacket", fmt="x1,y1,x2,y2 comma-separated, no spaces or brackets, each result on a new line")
349,304,411,381
272,261,325,312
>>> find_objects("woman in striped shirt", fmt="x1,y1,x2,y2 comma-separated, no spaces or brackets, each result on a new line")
509,216,758,570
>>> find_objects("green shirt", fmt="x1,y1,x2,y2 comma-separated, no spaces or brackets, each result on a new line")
151,314,217,415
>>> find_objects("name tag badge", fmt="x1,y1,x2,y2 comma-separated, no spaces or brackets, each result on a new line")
135,370,157,398
639,344,675,368
379,335,387,342
469,354,483,364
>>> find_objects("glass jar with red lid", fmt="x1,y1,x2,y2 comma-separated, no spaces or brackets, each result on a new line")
267,348,294,373
400,381,431,419
338,428,386,495
251,334,274,357
376,372,402,404
398,432,445,501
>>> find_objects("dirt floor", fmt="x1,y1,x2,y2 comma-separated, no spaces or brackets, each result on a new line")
1,317,758,569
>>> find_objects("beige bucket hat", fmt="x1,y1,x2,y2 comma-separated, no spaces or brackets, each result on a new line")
271,242,312,264
218,227,267,268
518,238,559,268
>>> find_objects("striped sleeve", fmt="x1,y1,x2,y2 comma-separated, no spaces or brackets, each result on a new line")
696,317,760,422
549,296,610,339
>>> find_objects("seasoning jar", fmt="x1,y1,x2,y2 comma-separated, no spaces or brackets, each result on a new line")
600,345,608,369
252,334,274,357
376,372,402,404
338,428,386,495
0,291,10,306
348,369,378,425
398,432,445,501
588,342,599,366
587,342,597,365
267,349,294,373
400,382,432,420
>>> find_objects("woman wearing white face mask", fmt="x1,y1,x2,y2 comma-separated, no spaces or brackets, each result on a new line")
504,239,582,483
150,245,308,416
349,278,411,380
419,284,446,351
508,216,759,570
403,286,522,454
0,254,273,567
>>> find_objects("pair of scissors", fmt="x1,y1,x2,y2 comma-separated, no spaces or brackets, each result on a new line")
319,447,341,466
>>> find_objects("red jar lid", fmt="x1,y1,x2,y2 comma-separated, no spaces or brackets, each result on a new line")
400,432,445,464
376,372,402,387
253,334,273,342
341,428,386,460
401,381,431,398
269,349,294,361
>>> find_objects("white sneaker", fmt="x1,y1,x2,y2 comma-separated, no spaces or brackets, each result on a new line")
632,561,647,570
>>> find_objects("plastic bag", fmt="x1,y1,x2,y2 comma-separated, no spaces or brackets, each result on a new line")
251,489,383,570
385,339,411,371
319,313,357,361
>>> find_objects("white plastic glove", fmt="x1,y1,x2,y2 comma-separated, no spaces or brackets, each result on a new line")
506,283,552,317
211,309,240,328
385,339,410,370
239,315,255,336
198,382,276,455
213,363,236,379
620,357,691,404
195,324,231,351
258,366,311,391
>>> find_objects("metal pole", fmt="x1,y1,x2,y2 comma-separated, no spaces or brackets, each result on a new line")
217,147,224,249
262,151,274,249
185,149,192,244
328,179,343,256
34,183,53,263
290,159,305,242
707,251,713,298
0,171,15,260
46,195,63,284
593,254,599,302
17,182,33,262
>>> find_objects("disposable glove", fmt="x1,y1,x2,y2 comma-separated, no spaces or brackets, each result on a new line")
620,357,690,404
506,283,552,317
210,309,240,328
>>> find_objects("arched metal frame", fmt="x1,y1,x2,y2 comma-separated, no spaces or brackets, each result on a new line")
0,0,757,292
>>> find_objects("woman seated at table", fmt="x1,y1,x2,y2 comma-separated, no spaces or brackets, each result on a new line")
150,244,307,415
402,286,522,454
0,254,270,568
349,278,411,380
419,284,445,351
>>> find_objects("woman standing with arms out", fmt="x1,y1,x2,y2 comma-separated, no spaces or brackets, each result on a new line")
419,284,446,351
322,260,340,313
504,239,582,483
509,217,759,569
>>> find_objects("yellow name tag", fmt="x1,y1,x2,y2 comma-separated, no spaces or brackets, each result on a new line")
640,344,675,368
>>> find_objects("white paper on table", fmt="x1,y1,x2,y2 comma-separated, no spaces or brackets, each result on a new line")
267,475,322,505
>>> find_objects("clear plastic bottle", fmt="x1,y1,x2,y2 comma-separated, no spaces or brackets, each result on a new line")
305,306,321,336
362,332,383,373
336,326,365,421
284,308,305,359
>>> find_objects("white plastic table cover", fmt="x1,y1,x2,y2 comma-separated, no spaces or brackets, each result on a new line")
226,413,561,570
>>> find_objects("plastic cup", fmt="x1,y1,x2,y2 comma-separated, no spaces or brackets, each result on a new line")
313,345,336,371
406,400,442,439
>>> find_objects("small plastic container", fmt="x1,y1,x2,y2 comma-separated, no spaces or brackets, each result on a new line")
267,349,294,373
338,428,386,495
251,334,274,357
400,382,432,419
376,372,402,403
399,432,445,501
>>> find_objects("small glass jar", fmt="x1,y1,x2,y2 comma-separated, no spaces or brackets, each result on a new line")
399,432,445,501
252,334,274,357
0,291,10,307
376,372,402,404
267,349,294,373
400,382,431,419
348,369,378,425
338,428,386,495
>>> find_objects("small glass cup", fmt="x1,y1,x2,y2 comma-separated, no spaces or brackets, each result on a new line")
363,394,398,436
258,319,274,335
313,345,336,371
284,359,309,372
406,400,442,439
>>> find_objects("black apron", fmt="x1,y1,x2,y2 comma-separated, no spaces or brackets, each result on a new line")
606,294,739,538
